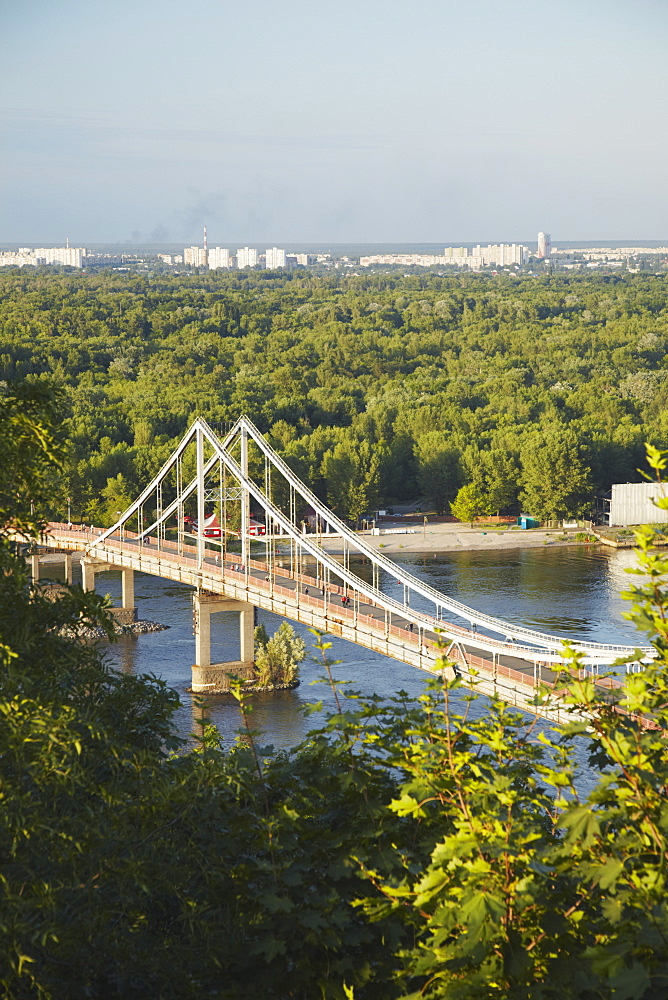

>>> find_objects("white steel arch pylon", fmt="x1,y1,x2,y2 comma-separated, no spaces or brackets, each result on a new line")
86,416,650,668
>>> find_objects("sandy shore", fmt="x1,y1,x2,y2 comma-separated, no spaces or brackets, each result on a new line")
35,527,591,561
320,522,589,556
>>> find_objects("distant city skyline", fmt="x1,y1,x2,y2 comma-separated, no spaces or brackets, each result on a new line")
4,236,666,274
5,236,668,251
4,238,668,256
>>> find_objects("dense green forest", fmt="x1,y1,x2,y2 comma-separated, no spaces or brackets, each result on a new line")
2,268,668,521
4,382,668,999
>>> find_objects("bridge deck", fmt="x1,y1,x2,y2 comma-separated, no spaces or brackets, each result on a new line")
37,524,635,727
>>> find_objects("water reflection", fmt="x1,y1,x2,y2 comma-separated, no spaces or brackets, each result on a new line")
387,548,637,643
114,636,138,675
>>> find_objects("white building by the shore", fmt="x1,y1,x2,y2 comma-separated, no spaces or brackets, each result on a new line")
608,482,668,526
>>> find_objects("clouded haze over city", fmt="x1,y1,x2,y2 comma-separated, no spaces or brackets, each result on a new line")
1,0,667,245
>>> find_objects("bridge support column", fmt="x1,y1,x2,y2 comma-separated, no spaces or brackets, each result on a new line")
81,559,137,624
30,552,40,583
29,551,73,586
121,567,134,610
81,558,107,594
191,592,256,694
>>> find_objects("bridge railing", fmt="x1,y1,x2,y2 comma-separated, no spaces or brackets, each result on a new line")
43,524,654,726
53,413,650,664
67,412,650,660
237,417,644,658
46,522,644,669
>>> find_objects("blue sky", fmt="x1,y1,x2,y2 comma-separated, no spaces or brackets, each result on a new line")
1,0,667,244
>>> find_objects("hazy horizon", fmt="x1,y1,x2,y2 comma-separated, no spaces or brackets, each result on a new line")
2,240,668,256
2,0,667,244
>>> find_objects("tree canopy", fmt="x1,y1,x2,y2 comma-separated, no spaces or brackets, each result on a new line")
2,269,668,520
4,394,668,997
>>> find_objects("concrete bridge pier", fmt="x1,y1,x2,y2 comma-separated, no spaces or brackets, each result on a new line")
30,551,41,583
29,550,72,585
192,591,256,694
81,559,137,624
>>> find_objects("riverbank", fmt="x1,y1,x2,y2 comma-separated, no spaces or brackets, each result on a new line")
320,523,594,556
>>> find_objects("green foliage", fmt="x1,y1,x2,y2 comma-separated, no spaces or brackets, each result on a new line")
83,471,134,526
3,269,668,519
322,437,385,522
358,685,586,999
520,427,592,519
449,481,492,524
0,380,66,535
350,447,668,998
9,300,668,996
415,432,462,513
463,446,519,514
253,621,306,686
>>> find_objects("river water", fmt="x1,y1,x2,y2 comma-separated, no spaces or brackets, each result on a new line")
56,543,645,766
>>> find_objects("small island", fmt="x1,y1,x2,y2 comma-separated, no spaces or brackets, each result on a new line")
243,622,305,692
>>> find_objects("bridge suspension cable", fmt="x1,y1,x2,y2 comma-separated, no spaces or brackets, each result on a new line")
84,415,649,667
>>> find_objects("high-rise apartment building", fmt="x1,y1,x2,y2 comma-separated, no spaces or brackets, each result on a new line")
464,244,526,267
443,246,470,262
537,232,551,259
0,246,85,268
295,253,317,266
265,247,286,269
360,244,527,268
237,247,258,268
477,243,526,266
0,251,39,267
208,247,232,269
184,227,209,267
184,246,207,267
33,246,86,267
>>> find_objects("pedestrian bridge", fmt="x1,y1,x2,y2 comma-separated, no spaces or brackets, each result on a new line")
37,416,650,727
